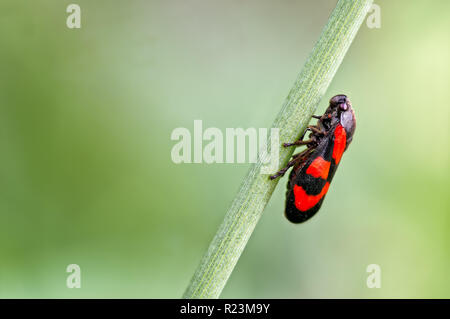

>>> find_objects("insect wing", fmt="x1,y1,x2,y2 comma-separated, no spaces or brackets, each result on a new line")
285,125,346,223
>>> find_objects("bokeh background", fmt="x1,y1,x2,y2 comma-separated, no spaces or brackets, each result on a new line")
0,0,449,298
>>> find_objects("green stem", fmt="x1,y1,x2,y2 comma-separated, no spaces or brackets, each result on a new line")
183,0,373,299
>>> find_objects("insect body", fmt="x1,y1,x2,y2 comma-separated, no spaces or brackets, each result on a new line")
270,95,356,223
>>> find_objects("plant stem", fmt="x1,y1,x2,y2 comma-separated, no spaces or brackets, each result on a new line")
183,0,373,299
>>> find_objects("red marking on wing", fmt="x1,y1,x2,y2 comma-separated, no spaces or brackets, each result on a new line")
332,124,347,164
293,182,330,212
306,156,331,179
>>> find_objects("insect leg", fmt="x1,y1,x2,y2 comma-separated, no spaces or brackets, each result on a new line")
282,126,315,148
269,147,314,180
283,139,314,147
308,125,326,135
269,158,297,180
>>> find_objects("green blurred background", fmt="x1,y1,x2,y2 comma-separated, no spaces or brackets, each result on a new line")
0,0,449,298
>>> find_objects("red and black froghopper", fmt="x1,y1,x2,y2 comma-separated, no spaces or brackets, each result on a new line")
270,95,356,223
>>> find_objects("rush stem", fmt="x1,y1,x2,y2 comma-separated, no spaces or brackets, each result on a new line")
183,0,374,299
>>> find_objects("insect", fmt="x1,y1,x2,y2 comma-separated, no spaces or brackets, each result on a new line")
270,94,356,223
